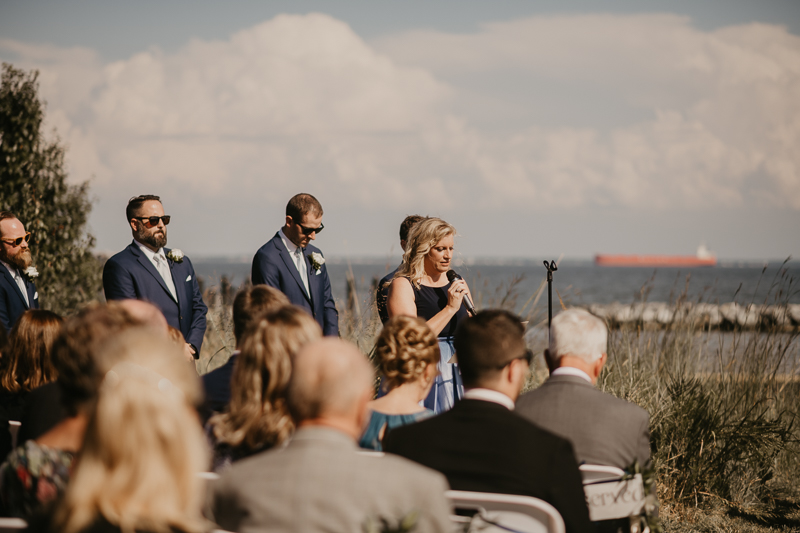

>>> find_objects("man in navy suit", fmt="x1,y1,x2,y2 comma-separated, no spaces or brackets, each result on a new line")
0,212,39,333
375,214,424,324
251,193,338,336
103,195,208,361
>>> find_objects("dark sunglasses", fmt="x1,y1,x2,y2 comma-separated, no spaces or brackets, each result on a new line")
496,349,534,369
134,216,171,226
298,222,324,235
1,232,31,247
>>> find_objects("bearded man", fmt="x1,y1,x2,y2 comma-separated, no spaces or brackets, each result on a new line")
102,195,207,361
0,212,39,333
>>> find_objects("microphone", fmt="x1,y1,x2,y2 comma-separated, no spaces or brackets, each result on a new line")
446,270,477,316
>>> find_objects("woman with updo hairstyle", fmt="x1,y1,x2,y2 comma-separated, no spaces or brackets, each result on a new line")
207,306,322,470
387,217,472,414
359,316,439,451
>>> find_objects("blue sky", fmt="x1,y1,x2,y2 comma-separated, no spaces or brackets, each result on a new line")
1,1,798,260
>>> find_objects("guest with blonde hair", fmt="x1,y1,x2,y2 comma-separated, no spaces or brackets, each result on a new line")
359,316,439,450
207,306,321,469
387,217,472,413
44,328,208,533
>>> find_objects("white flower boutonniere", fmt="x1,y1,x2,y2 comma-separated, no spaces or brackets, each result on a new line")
309,252,325,273
166,249,184,263
23,266,39,281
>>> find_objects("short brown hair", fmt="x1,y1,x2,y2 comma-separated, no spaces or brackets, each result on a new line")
0,310,63,393
126,195,161,221
399,215,425,242
454,310,527,387
375,316,439,390
286,193,322,222
232,286,291,343
51,302,145,415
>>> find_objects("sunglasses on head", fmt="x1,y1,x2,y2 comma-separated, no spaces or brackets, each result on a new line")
134,216,171,226
1,232,31,247
298,222,324,236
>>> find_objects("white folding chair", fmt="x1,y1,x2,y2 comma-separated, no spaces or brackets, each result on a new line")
0,517,27,532
446,490,565,533
197,471,220,481
356,450,385,458
7,421,20,451
579,464,625,484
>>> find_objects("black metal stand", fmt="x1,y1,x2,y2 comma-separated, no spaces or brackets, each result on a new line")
543,260,558,339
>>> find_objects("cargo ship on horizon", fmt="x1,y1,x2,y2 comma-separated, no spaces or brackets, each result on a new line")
595,245,717,267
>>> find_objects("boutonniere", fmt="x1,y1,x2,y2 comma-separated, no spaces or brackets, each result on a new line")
309,252,325,273
23,266,39,282
166,249,184,263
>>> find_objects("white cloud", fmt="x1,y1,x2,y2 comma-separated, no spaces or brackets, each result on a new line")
1,10,798,231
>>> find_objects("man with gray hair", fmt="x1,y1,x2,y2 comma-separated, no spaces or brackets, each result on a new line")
212,338,453,533
516,308,651,469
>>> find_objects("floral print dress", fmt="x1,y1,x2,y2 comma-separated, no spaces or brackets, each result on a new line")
0,440,75,518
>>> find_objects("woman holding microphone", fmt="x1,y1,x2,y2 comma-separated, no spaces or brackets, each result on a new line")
387,217,472,414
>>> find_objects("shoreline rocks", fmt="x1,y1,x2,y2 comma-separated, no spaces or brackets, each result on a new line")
583,302,800,330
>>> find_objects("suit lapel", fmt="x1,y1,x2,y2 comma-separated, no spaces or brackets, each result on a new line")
0,264,29,309
165,250,183,308
25,278,36,308
129,243,178,304
276,240,311,302
303,248,316,305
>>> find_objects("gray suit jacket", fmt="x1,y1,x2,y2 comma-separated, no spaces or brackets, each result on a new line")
211,426,453,533
516,374,651,470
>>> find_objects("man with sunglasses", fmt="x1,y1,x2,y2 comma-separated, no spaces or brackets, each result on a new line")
103,195,208,362
0,212,39,333
251,193,338,336
384,310,591,533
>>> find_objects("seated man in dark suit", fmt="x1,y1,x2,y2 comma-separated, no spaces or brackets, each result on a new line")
375,214,424,324
516,308,651,470
384,310,591,533
212,338,453,533
201,285,289,417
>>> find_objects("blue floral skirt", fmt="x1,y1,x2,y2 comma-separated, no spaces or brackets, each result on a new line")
423,337,464,414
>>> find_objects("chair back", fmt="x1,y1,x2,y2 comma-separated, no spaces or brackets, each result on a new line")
0,518,27,532
580,464,625,484
446,490,565,533
583,474,646,522
7,421,20,451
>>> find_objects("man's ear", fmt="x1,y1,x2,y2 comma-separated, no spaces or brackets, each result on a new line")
129,218,139,233
285,215,293,227
593,353,608,380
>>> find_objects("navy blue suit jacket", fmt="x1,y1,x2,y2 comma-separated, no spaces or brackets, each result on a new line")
102,241,208,354
376,266,399,325
0,263,39,334
251,232,338,336
202,352,237,417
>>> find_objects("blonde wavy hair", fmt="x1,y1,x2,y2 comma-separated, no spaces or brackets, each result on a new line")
376,316,440,391
53,327,207,533
209,306,322,451
393,217,456,288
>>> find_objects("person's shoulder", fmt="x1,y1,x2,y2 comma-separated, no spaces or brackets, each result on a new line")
360,450,448,487
254,233,284,256
105,243,138,265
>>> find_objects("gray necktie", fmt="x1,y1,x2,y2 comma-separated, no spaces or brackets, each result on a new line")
154,254,177,300
294,248,310,296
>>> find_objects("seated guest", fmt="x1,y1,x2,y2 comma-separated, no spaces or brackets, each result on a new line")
15,300,167,445
0,310,63,422
212,338,453,533
202,286,289,417
359,316,437,451
40,328,208,533
384,310,592,533
206,306,320,470
516,308,651,470
0,303,145,518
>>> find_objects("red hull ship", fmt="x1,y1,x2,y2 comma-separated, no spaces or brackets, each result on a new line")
595,245,717,267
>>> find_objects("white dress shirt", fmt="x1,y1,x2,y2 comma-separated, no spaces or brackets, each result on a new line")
0,260,28,306
279,229,310,296
463,388,516,410
134,240,177,300
551,366,593,384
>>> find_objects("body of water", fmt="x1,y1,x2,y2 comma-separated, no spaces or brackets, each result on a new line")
192,257,800,316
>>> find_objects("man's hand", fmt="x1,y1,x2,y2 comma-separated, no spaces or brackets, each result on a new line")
184,342,196,362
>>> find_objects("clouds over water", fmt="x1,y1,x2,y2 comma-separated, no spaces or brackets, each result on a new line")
1,12,798,254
